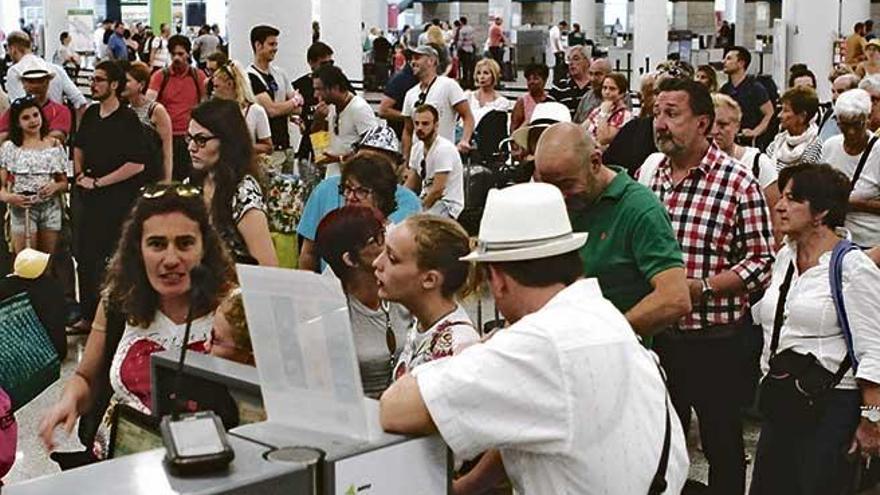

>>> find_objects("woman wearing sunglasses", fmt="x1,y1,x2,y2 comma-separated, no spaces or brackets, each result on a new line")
187,99,278,266
209,60,274,156
0,96,68,254
39,185,236,458
315,206,411,398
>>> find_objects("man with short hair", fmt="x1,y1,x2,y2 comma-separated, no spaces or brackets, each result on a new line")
573,57,610,123
406,104,464,219
639,78,774,495
846,22,868,67
149,23,171,71
820,73,861,141
192,25,220,69
292,41,334,159
549,45,591,118
0,57,72,144
247,25,302,171
534,122,691,339
456,17,476,88
401,44,474,164
378,48,418,138
107,21,127,61
720,46,774,145
4,30,88,118
549,20,568,84
312,64,377,177
379,181,689,495
146,34,207,181
487,17,506,68
859,74,880,133
867,19,876,41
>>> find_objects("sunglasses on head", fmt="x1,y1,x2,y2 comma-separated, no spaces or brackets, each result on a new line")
10,94,37,109
140,181,202,199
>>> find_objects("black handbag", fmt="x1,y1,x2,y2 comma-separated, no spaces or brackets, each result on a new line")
757,262,852,430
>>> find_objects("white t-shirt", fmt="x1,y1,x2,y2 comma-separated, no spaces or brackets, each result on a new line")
465,90,511,127
244,103,271,143
412,279,689,494
821,134,880,247
326,94,378,176
402,76,466,143
392,303,478,380
150,36,169,68
739,146,779,190
409,136,465,218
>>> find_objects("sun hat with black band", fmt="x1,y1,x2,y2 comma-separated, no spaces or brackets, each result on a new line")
509,102,572,150
461,182,587,262
17,57,54,80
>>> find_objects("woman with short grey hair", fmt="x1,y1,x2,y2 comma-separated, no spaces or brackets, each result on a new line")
820,88,880,248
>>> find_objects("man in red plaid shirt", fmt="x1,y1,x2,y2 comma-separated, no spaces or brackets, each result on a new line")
638,78,774,494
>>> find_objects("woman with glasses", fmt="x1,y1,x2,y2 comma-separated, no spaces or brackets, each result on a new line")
315,206,411,398
210,60,273,155
188,99,278,266
38,185,236,458
373,214,479,380
122,61,173,183
0,96,68,254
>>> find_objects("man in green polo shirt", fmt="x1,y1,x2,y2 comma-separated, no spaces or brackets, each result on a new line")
534,122,691,339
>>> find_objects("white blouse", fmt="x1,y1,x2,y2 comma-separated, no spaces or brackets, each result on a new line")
754,236,880,389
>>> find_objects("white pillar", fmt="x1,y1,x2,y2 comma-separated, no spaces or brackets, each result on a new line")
633,0,667,90
313,0,363,82
551,2,566,24
840,0,870,37
731,0,747,46
571,0,597,39
205,0,225,37
44,0,80,60
489,0,512,27
361,0,388,32
227,0,312,83
1,0,22,35
783,0,836,101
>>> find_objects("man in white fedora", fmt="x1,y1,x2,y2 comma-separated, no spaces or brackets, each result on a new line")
380,182,688,494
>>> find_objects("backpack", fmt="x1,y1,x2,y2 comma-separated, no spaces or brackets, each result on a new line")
156,66,203,103
139,102,164,184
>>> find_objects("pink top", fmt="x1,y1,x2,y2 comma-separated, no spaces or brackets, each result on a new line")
489,24,504,48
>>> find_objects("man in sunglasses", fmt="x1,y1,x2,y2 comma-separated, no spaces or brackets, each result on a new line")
400,44,474,169
0,58,71,144
247,25,303,173
533,122,690,344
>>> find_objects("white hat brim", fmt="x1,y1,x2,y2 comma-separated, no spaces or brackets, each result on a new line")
510,123,552,150
461,232,588,262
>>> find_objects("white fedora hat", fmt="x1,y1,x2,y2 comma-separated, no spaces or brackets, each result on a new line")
461,182,587,262
509,102,571,150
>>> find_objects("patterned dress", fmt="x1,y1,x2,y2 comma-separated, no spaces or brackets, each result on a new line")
392,304,479,380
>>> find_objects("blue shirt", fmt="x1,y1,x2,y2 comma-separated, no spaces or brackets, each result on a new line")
108,33,127,60
297,175,422,240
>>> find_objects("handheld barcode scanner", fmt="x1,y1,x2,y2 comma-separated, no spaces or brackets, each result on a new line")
160,265,235,475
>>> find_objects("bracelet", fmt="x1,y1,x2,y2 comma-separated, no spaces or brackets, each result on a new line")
862,405,880,411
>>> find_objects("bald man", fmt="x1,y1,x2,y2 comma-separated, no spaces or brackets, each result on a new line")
534,122,691,339
574,57,611,123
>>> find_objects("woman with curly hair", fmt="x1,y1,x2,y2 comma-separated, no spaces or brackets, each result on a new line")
39,184,236,457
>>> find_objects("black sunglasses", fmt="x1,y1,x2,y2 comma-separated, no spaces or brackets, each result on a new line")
10,94,37,109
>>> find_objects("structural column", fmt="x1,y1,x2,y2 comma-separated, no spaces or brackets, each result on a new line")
362,0,389,32
571,0,598,39
0,0,21,36
489,0,513,26
150,0,172,32
840,0,870,36
43,0,80,60
632,0,668,89
782,0,837,101
205,0,226,36
227,0,312,83
314,0,363,81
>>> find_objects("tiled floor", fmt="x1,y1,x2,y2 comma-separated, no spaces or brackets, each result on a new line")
0,302,769,489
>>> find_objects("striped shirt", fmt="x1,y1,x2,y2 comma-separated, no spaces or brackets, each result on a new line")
549,77,591,118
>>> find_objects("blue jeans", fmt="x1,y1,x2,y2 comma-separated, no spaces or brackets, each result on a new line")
750,388,860,495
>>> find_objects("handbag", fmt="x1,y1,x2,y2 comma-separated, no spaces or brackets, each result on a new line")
0,292,61,411
757,245,854,430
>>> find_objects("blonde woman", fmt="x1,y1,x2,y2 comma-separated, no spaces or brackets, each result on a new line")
465,58,510,127
211,60,273,155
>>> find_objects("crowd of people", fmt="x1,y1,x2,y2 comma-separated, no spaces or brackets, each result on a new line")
1,12,880,495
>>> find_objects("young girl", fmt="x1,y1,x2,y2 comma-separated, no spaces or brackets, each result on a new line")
0,97,68,254
373,214,480,380
207,288,255,366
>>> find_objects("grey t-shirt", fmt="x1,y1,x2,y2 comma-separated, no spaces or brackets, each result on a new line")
347,297,412,398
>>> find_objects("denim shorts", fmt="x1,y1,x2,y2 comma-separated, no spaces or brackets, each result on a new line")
9,197,63,234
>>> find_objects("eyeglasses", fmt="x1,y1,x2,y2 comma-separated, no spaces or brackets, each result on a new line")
89,75,108,83
185,133,219,149
365,230,385,249
338,183,373,200
140,181,202,199
10,94,36,109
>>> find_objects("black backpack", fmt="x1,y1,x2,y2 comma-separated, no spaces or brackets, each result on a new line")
139,102,164,184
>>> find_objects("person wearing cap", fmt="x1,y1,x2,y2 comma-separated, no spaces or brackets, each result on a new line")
534,122,690,343
0,248,67,360
405,104,464,219
380,182,689,494
401,43,474,168
0,56,72,144
3,31,87,120
857,38,880,79
311,64,378,177
297,127,421,272
639,78,774,494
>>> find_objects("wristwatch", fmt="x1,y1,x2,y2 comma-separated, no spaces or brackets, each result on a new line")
700,278,715,300
862,405,880,423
